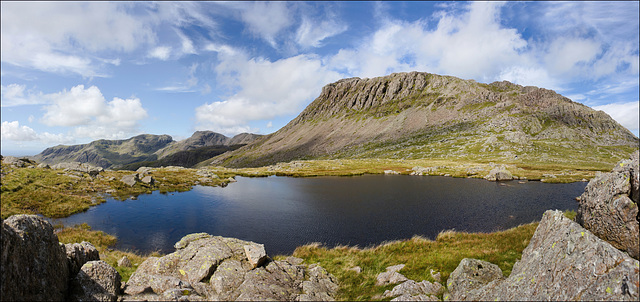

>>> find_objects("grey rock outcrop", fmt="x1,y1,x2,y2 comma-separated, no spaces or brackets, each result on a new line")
1,214,69,301
69,260,122,302
445,258,503,300
52,161,104,176
123,233,338,301
141,175,155,185
376,264,409,286
484,167,513,181
383,280,443,301
2,155,27,167
576,150,639,259
65,241,100,276
121,174,139,187
448,210,639,301
244,243,268,268
118,256,132,267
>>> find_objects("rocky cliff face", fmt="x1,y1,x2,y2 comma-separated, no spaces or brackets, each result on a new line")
212,72,638,168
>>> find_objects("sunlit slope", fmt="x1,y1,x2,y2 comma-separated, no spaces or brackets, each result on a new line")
212,72,638,168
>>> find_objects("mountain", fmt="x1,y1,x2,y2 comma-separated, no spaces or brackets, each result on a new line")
32,131,262,169
211,72,638,168
32,134,174,169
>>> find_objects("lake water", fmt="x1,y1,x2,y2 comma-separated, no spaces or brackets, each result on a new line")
53,175,586,256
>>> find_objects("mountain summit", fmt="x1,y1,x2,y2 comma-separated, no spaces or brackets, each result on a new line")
212,72,638,168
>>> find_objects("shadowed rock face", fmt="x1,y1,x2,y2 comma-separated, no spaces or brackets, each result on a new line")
1,215,70,301
446,210,639,301
576,150,639,259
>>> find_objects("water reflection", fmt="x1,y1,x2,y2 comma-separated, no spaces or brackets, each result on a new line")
54,175,586,255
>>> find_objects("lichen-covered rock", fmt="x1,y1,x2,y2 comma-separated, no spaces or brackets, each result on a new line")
123,234,338,301
69,260,121,302
383,280,443,301
1,215,69,301
65,241,100,276
460,210,639,301
445,258,503,300
576,151,639,259
376,264,409,286
244,243,268,269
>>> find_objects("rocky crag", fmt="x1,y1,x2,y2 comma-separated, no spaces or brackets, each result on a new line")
441,152,639,300
1,215,338,301
32,131,261,169
212,72,638,168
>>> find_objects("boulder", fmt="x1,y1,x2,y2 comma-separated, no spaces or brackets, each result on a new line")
244,243,268,269
136,166,154,176
52,162,103,176
141,175,155,185
65,241,100,276
376,264,409,286
69,260,121,302
576,151,639,259
121,174,139,187
118,256,132,267
453,210,639,301
484,167,513,181
37,163,50,169
2,155,26,167
383,280,443,301
123,233,338,301
1,215,69,301
445,258,503,300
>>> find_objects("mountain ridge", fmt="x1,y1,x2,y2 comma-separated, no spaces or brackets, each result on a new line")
211,71,638,168
31,131,262,169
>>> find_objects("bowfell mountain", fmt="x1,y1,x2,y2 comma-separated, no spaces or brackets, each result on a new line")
212,71,638,168
32,131,261,169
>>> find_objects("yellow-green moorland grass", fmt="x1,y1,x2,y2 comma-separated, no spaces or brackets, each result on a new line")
55,223,161,282
290,222,539,301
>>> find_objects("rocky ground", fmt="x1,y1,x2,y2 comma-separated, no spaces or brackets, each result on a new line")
1,151,638,301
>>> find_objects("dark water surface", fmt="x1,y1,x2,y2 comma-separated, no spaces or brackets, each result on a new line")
53,175,586,255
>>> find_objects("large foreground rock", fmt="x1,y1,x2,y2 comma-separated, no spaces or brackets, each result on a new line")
69,260,122,302
65,241,100,276
576,150,639,259
1,215,69,301
123,233,338,301
447,210,639,301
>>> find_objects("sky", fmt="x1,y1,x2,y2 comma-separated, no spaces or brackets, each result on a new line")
1,1,639,156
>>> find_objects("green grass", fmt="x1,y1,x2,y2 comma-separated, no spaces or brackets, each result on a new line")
56,223,161,282
1,163,234,219
291,222,538,301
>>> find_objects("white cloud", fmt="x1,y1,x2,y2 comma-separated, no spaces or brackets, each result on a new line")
0,2,155,77
295,17,348,48
198,46,342,135
1,121,74,145
149,46,172,60
326,2,530,81
17,85,150,141
236,2,294,47
593,101,640,134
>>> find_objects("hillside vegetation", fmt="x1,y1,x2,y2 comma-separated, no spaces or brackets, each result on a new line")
212,72,638,172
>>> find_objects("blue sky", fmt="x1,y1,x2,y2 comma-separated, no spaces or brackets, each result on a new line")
1,1,639,156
